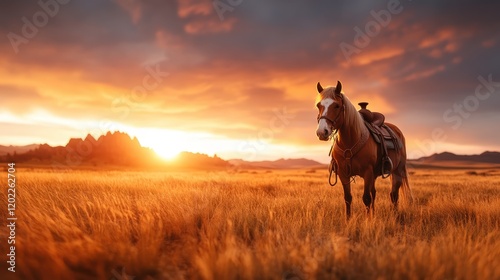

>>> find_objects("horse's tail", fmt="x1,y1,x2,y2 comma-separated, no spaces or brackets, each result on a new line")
386,122,413,204
394,124,413,205
401,164,414,204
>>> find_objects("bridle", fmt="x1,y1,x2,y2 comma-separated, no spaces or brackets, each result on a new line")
317,98,345,132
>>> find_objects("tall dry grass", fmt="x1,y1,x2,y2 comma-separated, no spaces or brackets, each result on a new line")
0,168,499,279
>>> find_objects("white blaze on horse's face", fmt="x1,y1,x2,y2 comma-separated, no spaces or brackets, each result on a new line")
316,98,334,141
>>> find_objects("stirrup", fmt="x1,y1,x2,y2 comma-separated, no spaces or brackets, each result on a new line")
381,157,393,179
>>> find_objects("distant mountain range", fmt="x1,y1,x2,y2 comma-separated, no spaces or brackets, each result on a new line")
415,151,500,164
0,144,39,156
228,151,500,169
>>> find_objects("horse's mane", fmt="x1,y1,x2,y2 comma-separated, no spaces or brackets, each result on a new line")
316,87,367,140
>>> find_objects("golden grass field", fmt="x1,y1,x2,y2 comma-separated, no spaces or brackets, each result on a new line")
1,167,499,280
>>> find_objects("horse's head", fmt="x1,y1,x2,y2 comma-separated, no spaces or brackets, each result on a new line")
315,81,345,141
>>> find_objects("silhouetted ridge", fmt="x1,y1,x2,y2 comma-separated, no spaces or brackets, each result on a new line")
87,132,151,165
417,151,500,164
0,132,158,167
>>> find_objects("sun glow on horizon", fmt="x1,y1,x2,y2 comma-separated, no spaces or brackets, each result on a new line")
152,146,181,160
133,129,192,160
131,127,240,161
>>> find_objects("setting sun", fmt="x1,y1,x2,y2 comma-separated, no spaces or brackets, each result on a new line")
132,128,190,160
152,145,181,160
129,127,264,162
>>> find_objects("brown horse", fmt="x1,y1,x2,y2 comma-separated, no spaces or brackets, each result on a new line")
315,81,413,219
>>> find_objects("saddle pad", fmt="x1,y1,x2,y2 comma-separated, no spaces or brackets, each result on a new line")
364,122,402,150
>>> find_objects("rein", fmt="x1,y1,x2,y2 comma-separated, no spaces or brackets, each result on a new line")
325,113,369,187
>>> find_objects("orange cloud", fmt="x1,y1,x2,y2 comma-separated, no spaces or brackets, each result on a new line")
176,0,213,18
419,28,456,49
352,47,404,66
403,65,446,81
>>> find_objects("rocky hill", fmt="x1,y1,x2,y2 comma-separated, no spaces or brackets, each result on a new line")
1,132,158,167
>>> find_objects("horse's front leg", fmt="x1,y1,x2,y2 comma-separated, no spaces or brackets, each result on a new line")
342,181,352,221
362,170,375,215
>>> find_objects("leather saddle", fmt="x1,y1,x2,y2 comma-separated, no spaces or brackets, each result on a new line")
359,102,385,127
358,102,402,177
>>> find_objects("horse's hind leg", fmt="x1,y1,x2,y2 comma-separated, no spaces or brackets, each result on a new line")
371,180,376,213
390,171,403,210
362,170,375,215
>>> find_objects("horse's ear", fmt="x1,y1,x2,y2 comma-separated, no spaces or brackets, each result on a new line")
317,82,323,93
335,81,342,95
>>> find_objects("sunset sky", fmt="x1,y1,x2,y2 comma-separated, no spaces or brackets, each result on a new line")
1,0,499,163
